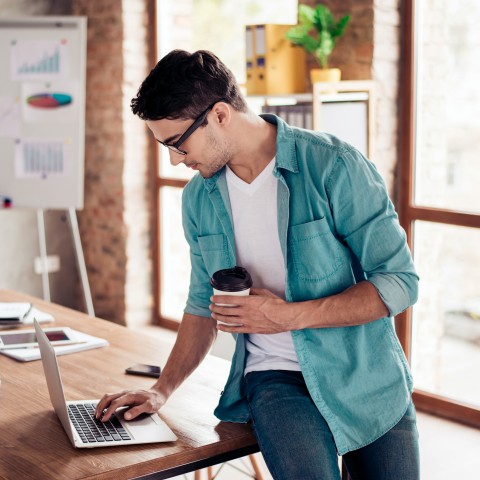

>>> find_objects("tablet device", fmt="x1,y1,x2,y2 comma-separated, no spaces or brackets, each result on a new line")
0,327,77,349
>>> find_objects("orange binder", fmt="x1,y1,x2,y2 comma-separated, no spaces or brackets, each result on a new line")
245,24,306,95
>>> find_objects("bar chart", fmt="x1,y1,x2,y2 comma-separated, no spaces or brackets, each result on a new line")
17,47,60,75
15,140,69,178
11,40,67,80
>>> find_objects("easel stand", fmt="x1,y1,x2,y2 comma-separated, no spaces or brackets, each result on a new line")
36,208,94,317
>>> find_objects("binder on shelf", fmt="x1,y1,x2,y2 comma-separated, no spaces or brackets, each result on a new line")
245,24,306,95
245,26,256,93
261,103,313,130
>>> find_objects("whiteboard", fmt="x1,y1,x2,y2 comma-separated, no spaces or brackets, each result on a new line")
0,17,86,210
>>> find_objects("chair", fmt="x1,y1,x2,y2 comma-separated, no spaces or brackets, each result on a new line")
195,454,265,479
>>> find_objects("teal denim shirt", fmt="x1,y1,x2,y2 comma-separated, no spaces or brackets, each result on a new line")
181,114,418,455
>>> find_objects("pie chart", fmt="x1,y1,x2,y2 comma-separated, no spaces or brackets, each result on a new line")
26,93,72,109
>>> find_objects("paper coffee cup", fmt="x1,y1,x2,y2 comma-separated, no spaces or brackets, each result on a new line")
212,287,251,304
210,266,252,326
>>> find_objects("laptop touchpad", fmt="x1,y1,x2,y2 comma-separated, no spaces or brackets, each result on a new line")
117,410,156,426
114,408,177,442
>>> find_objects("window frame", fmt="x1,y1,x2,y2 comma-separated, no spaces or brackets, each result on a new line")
397,0,480,428
150,1,185,331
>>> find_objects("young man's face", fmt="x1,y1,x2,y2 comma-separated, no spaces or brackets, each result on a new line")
146,108,232,178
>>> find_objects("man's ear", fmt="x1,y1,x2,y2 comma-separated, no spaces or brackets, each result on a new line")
213,102,231,126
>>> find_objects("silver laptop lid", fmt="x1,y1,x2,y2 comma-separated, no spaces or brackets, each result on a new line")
34,319,76,446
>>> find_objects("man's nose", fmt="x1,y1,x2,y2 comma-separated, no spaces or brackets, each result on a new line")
169,150,185,166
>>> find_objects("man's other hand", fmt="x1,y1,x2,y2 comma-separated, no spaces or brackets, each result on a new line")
210,288,294,334
95,388,166,422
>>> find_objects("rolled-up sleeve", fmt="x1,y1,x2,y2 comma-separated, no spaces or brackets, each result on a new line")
181,185,212,319
325,148,419,316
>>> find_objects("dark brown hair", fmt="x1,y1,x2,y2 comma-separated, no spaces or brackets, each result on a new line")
131,49,247,121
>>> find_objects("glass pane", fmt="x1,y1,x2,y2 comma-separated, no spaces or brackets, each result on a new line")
411,221,480,407
159,187,190,321
414,0,480,213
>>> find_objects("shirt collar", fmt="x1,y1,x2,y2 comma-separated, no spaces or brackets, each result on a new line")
203,114,298,192
261,114,299,174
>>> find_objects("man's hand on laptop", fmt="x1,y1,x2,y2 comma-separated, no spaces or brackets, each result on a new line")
95,388,166,422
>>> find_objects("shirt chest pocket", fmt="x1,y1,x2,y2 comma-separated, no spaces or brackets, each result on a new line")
288,218,345,282
197,234,232,279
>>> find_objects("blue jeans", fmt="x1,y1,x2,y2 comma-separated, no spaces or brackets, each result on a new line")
245,370,420,480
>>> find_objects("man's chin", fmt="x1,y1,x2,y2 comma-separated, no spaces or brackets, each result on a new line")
200,167,223,179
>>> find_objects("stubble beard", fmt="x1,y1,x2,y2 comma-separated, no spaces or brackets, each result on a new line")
200,131,233,178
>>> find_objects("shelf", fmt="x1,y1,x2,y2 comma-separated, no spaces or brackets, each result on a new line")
246,92,313,103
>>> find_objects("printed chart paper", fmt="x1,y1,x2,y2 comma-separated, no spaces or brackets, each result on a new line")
14,138,71,178
21,81,78,123
10,39,68,81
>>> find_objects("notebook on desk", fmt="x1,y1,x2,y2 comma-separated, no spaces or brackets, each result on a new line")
0,302,53,328
34,319,177,448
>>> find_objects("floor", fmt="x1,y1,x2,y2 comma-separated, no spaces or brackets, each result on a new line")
133,325,480,480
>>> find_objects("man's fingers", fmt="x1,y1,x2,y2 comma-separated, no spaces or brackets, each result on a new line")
95,390,163,422
216,323,247,333
211,295,246,306
211,304,243,316
123,405,150,420
100,393,136,422
95,392,124,419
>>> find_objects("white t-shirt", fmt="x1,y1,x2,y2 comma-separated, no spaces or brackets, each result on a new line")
226,158,300,374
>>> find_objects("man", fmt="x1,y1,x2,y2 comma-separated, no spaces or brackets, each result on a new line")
96,50,420,479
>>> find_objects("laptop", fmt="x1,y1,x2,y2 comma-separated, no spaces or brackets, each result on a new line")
34,319,177,448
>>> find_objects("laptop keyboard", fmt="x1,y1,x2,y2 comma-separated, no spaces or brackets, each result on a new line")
67,403,132,444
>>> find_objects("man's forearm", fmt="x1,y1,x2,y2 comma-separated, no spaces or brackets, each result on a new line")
151,313,217,399
290,281,389,329
212,281,390,334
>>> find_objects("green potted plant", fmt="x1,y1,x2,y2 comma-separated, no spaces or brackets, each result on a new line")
286,3,350,83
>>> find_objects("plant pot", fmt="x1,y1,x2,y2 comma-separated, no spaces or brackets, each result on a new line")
310,68,342,84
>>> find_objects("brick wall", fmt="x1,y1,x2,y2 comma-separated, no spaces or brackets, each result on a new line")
72,0,154,325
303,0,374,80
372,0,402,193
121,0,156,328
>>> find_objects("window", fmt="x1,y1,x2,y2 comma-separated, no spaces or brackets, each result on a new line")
155,0,298,326
399,0,480,425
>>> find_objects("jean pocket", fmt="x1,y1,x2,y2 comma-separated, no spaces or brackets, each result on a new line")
288,217,345,281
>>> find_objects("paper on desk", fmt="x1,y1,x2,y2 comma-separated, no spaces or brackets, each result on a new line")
23,307,54,325
0,302,31,319
0,329,109,362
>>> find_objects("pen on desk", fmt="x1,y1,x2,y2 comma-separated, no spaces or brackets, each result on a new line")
21,303,33,321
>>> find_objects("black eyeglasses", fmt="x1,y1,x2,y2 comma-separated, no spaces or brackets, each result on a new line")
158,101,222,156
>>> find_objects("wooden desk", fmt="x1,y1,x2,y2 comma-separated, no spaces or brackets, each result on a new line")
0,290,259,480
